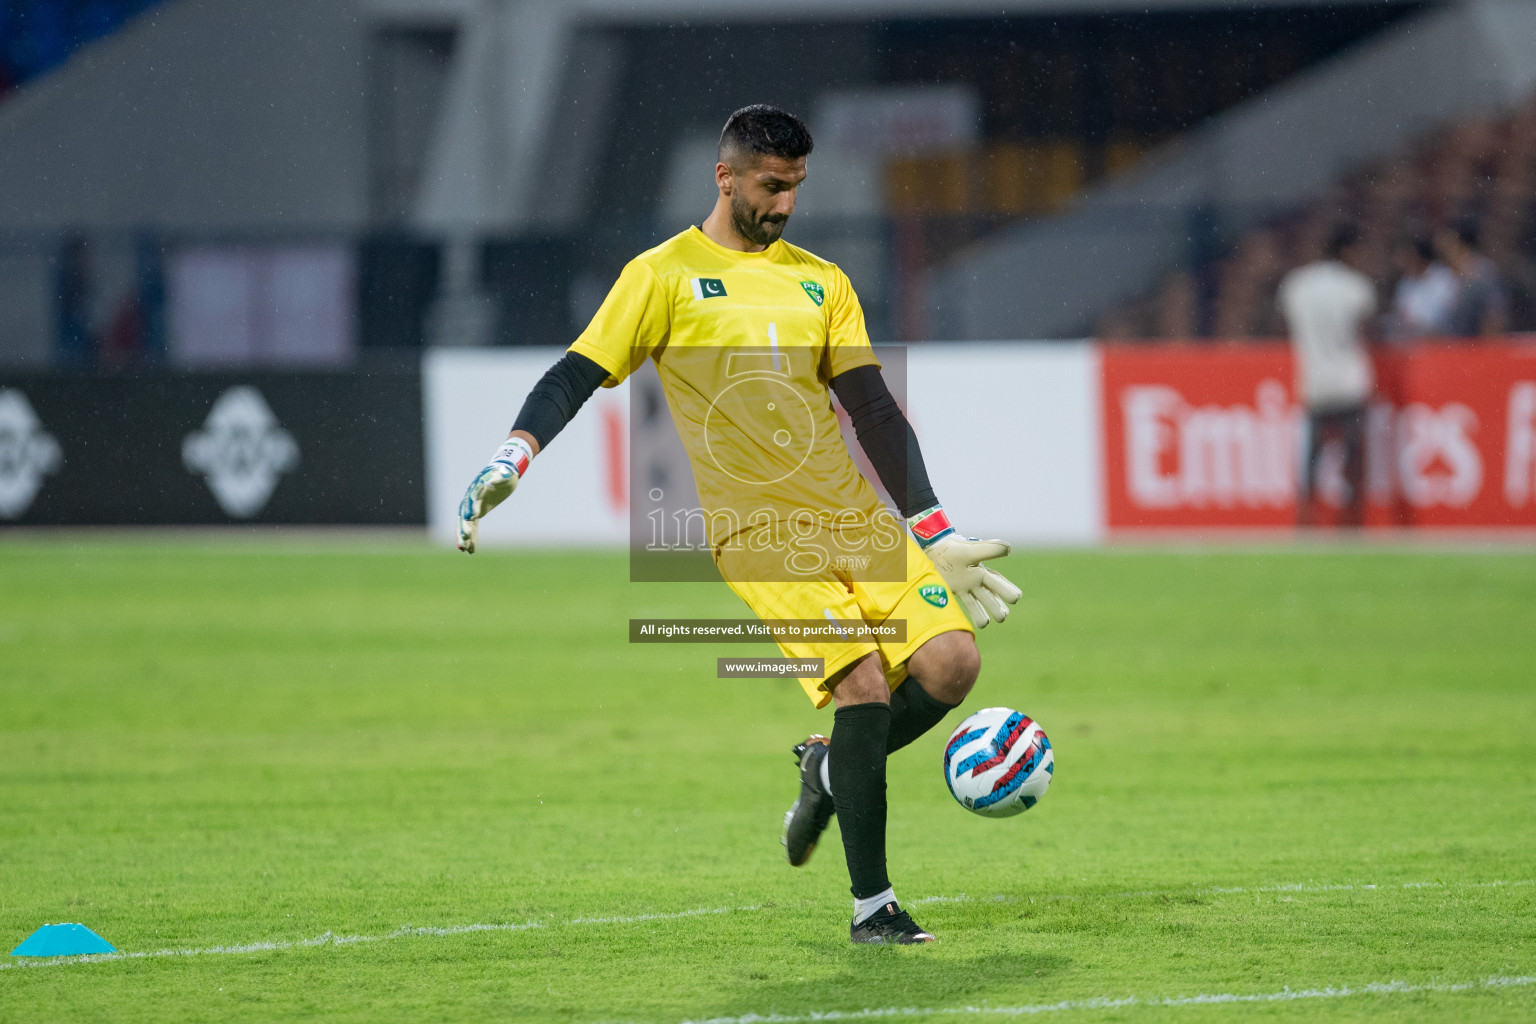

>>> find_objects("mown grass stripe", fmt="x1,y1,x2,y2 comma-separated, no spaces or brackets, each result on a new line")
678,974,1536,1023
5,878,1528,972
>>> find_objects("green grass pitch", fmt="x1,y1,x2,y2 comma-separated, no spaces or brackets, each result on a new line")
1,539,1533,1022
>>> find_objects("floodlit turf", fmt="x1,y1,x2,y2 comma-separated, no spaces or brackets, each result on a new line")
0,539,1533,1022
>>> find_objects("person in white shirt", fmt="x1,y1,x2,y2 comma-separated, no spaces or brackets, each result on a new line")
1278,225,1378,527
1389,236,1457,340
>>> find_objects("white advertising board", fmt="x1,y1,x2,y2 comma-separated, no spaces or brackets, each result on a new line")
905,343,1102,545
424,348,629,546
423,342,1103,547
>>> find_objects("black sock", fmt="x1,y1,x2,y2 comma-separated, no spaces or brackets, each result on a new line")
886,676,959,754
829,702,892,900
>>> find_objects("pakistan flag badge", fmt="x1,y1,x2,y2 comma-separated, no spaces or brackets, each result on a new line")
690,277,727,299
919,584,948,608
800,280,825,306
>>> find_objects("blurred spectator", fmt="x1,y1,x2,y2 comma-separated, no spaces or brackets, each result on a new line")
1436,222,1510,337
1388,236,1457,340
1096,90,1536,339
1278,224,1377,527
1212,232,1285,338
1151,270,1197,339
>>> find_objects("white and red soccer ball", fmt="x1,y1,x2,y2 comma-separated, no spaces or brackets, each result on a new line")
943,707,1053,818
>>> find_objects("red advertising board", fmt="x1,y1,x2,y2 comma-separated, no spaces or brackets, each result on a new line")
1101,341,1536,530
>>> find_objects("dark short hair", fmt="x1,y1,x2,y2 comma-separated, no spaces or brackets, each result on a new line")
1325,223,1360,259
718,105,814,166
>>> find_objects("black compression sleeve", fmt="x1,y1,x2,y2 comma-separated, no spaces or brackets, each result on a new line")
830,364,939,518
510,351,611,451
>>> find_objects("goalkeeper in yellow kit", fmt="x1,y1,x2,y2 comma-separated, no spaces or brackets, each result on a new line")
456,105,1020,945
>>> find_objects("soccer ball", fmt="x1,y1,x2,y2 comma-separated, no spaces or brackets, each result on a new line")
943,707,1053,818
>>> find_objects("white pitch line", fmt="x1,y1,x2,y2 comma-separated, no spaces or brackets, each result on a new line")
678,975,1536,1024
569,906,756,926
911,877,1536,907
4,877,1531,972
1198,878,1536,895
0,904,756,972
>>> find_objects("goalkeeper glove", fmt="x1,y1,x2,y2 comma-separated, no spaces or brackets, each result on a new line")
908,504,1021,628
457,437,534,554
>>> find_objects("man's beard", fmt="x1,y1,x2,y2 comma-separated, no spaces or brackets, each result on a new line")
731,193,787,246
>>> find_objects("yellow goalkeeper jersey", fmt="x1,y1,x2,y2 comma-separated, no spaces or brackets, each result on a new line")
569,226,894,567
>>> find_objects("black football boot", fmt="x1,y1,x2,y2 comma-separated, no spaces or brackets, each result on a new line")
850,901,936,945
781,735,835,866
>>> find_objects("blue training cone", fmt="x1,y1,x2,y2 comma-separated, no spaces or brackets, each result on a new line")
11,923,117,957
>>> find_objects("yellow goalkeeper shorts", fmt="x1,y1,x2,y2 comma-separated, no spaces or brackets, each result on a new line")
721,534,974,708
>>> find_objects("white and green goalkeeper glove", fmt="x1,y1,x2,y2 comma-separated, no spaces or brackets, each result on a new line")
457,437,534,554
908,505,1022,628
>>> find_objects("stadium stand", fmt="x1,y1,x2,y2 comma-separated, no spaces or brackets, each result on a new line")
0,0,164,99
0,0,1427,368
925,0,1536,342
1095,89,1536,339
